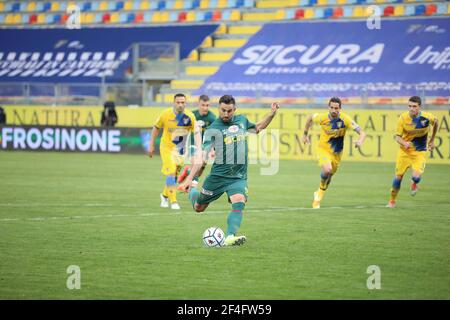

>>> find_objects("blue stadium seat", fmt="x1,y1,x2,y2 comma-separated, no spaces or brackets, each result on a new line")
116,1,124,11
356,0,366,4
157,0,166,10
204,11,213,21
415,4,425,15
53,14,61,23
236,0,244,8
0,14,4,24
11,3,21,12
144,12,152,22
436,3,446,15
308,0,317,6
195,11,205,21
183,1,192,9
324,8,333,18
43,2,52,12
405,5,415,16
315,8,324,18
83,2,92,11
244,0,254,7
36,2,44,11
343,6,353,17
119,13,128,22
299,0,308,6
45,14,53,24
192,0,200,9
22,14,29,24
169,11,178,22
127,13,135,23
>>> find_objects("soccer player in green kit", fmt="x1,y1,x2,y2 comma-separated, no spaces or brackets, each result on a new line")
178,95,280,246
178,95,217,184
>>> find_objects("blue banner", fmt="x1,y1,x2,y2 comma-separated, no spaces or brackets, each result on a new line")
0,25,218,83
197,18,450,98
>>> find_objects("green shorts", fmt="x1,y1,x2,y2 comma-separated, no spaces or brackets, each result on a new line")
197,175,248,205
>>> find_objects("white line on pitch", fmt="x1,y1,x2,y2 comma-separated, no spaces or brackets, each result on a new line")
0,204,423,223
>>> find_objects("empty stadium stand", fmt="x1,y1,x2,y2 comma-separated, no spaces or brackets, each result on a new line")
0,0,449,106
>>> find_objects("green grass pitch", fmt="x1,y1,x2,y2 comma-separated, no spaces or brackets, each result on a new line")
0,151,449,299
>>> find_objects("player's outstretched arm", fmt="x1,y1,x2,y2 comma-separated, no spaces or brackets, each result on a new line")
148,126,160,158
178,150,207,193
178,127,206,193
302,115,313,145
252,102,280,133
354,127,366,149
428,118,439,151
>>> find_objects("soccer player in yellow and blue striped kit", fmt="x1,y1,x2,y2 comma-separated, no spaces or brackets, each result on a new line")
387,96,439,208
148,93,197,210
302,97,366,209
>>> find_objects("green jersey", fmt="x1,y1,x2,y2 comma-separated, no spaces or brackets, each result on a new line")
190,110,216,146
203,114,256,180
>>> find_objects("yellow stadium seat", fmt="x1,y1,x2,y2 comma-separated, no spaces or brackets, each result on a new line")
173,0,184,10
140,1,150,10
218,0,228,8
186,11,196,22
215,23,227,35
243,12,276,21
200,0,209,9
214,38,248,48
337,0,347,4
186,50,199,61
111,13,119,23
170,80,204,90
0,3,4,12
256,0,287,8
152,12,169,23
51,2,60,12
67,2,77,8
5,14,13,24
448,3,450,14
318,0,327,5
305,8,314,19
228,25,261,35
27,2,37,12
200,36,213,48
99,1,109,11
124,1,133,10
185,66,219,76
229,10,241,21
200,52,233,62
275,9,285,20
394,5,404,16
13,13,22,24
353,6,364,17
37,14,45,24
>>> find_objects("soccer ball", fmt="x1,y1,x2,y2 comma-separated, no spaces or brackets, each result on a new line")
202,227,225,247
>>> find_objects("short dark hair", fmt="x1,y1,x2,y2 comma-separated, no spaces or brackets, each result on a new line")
174,93,186,100
328,96,342,108
219,95,235,106
199,94,210,102
409,96,422,106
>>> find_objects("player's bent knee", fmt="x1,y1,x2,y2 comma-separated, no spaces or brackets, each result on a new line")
230,194,246,203
194,203,207,212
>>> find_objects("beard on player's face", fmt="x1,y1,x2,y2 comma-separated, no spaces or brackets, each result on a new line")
219,104,235,122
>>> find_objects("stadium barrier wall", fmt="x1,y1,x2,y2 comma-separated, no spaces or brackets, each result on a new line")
0,125,153,154
1,105,449,164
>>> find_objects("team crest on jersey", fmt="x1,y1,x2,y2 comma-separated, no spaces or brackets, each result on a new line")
197,120,205,127
337,121,343,128
420,120,428,127
228,125,239,133
183,117,190,125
